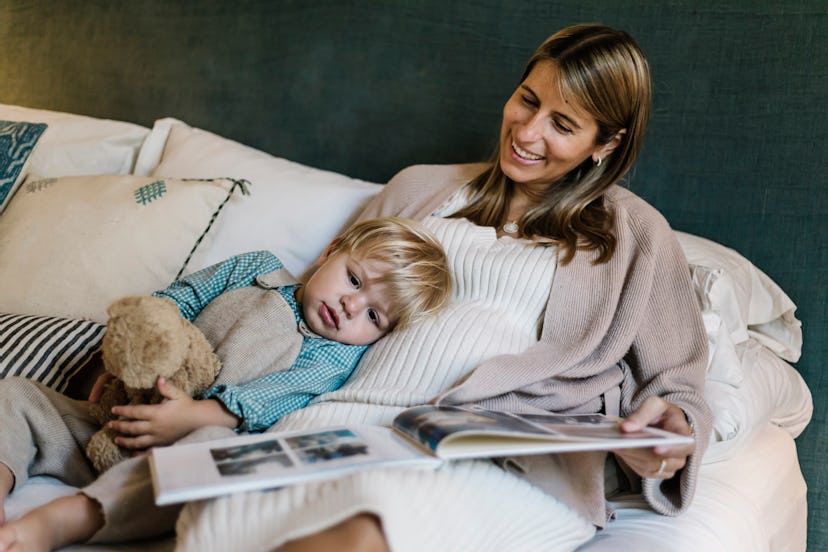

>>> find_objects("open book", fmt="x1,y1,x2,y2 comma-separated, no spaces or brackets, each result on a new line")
149,404,693,505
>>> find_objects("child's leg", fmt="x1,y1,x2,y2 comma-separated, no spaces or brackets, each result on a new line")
0,493,102,551
83,425,236,544
0,377,98,522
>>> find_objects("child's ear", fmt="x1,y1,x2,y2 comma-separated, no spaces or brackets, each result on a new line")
317,237,341,264
300,237,341,283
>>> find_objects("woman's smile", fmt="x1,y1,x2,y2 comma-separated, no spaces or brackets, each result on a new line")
511,139,544,162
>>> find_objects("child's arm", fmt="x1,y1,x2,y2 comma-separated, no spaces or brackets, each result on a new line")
107,377,239,450
108,343,367,444
153,250,284,320
205,342,368,432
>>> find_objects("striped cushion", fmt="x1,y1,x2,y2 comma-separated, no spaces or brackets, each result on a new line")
0,313,104,392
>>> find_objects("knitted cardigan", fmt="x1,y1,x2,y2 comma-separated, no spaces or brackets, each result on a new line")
358,163,712,524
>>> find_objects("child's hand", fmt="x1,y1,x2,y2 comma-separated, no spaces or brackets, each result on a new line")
108,377,238,449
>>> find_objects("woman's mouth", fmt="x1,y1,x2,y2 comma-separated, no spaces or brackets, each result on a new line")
511,140,544,162
319,303,339,329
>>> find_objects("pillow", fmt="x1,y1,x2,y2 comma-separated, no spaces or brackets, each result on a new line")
0,103,149,178
134,118,383,277
701,310,742,387
0,174,243,323
0,120,47,214
0,313,104,392
676,231,802,362
704,339,812,458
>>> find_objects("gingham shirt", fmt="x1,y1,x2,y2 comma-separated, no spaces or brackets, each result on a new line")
153,251,368,432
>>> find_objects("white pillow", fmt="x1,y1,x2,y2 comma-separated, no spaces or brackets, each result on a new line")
0,120,47,213
134,118,383,277
0,174,242,322
701,310,742,387
0,104,149,178
704,339,812,458
676,231,802,362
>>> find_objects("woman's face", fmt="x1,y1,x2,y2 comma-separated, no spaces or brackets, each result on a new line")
500,60,608,188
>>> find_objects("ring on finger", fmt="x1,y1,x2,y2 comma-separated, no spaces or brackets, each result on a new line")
657,458,667,475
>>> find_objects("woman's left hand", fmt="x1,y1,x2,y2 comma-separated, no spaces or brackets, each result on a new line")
613,396,695,480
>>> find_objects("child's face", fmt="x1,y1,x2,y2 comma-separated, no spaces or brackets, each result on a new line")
298,251,397,346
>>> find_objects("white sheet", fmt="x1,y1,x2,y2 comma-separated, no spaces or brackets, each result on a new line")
578,423,807,552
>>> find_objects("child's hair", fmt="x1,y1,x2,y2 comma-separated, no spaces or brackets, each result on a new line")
328,217,451,328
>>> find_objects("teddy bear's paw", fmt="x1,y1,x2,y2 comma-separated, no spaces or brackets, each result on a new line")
86,427,131,474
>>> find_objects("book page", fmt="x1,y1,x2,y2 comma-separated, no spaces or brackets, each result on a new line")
150,425,439,506
393,405,694,459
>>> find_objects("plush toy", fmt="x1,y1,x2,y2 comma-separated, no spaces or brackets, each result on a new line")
86,295,222,473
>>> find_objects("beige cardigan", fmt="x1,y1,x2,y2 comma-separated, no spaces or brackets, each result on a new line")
358,163,712,526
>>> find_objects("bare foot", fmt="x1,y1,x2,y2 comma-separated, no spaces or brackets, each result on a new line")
0,494,103,552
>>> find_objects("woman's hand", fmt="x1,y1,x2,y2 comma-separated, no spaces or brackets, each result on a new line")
613,396,695,480
106,377,238,450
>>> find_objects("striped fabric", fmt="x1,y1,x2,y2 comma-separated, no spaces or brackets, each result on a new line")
0,312,105,391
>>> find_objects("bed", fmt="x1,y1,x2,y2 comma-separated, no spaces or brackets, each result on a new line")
0,2,825,551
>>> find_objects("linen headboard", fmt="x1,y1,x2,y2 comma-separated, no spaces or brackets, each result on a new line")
1,0,825,547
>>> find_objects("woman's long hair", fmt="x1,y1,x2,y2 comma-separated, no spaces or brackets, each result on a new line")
451,24,651,264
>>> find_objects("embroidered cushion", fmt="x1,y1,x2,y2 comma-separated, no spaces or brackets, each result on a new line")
134,118,382,277
0,175,242,322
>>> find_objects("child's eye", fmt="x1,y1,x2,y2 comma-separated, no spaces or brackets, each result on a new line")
368,309,379,326
348,272,361,288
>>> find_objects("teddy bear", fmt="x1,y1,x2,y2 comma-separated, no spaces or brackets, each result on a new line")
85,295,222,473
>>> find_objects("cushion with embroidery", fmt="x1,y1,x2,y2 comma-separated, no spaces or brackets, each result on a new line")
0,174,245,322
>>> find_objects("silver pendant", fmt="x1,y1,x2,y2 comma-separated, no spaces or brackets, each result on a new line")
502,221,519,234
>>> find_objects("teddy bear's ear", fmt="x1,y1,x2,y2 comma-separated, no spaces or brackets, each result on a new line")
107,295,142,317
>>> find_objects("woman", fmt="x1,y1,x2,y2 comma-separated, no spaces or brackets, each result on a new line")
176,23,711,552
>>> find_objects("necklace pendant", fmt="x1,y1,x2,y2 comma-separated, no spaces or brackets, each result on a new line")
502,221,519,234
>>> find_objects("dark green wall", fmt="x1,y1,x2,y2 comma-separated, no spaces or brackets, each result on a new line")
1,0,826,548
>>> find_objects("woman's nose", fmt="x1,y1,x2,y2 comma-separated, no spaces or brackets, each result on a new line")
515,113,544,142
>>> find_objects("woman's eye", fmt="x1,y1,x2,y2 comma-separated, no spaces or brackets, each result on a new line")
520,94,538,108
553,119,573,134
348,272,361,288
368,309,379,326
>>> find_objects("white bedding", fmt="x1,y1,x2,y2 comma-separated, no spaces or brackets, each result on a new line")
579,423,807,552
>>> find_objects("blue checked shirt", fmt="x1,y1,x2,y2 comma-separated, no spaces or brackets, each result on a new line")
153,251,368,432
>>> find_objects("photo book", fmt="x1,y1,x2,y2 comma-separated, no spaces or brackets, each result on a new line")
149,404,694,505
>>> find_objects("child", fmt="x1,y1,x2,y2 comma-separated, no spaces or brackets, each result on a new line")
0,216,450,548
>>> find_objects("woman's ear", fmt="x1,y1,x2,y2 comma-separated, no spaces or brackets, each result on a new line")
592,129,626,164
